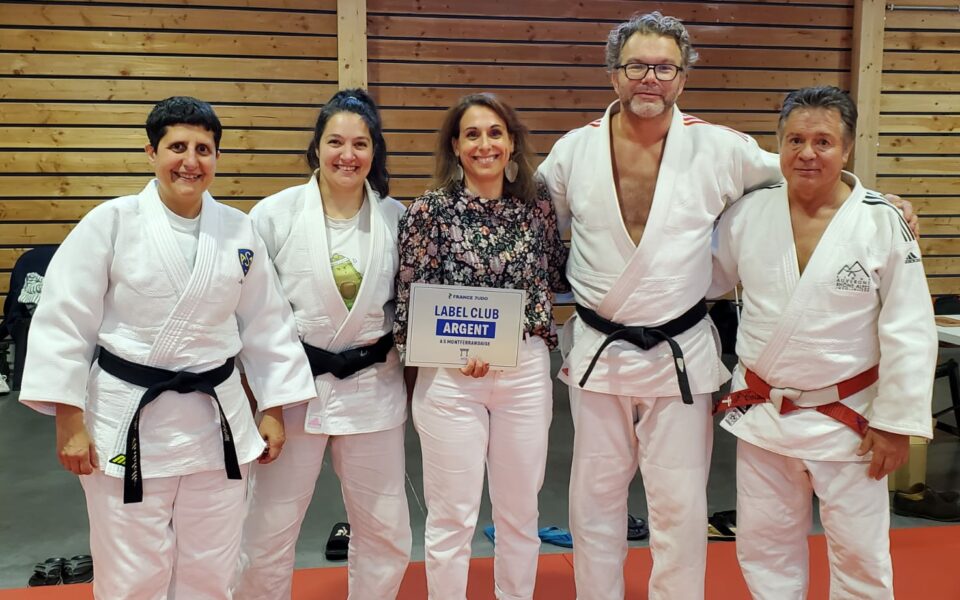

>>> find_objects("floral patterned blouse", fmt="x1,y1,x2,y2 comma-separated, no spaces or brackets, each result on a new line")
394,182,570,353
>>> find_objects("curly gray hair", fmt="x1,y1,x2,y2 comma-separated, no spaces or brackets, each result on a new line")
605,12,700,71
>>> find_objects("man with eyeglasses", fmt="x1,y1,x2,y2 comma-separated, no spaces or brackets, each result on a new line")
536,11,782,600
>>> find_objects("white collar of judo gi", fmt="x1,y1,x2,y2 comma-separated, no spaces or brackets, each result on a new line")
594,102,691,323
749,171,867,389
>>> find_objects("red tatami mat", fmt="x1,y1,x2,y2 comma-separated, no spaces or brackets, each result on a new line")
5,526,959,599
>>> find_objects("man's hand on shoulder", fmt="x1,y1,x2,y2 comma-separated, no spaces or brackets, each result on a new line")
885,193,920,238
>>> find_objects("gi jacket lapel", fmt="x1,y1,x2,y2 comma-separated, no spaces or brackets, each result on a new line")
140,181,221,365
597,106,688,322
303,179,386,353
752,173,865,377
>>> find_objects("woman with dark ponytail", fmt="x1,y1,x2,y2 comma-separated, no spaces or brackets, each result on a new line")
234,89,411,599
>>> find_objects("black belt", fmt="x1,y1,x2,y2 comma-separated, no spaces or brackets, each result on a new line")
302,333,394,379
96,347,239,504
575,299,708,404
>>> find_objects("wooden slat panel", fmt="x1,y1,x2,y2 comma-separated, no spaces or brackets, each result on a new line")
369,40,849,70
368,0,853,27
880,114,960,133
0,79,340,105
910,198,960,214
878,136,960,154
0,199,262,222
0,152,311,175
878,157,960,175
884,52,960,71
0,176,306,199
0,222,77,245
0,249,29,270
885,31,960,51
2,3,337,33
880,93,960,112
369,62,845,89
927,278,960,295
885,9,960,31
0,127,313,151
374,85,792,111
919,216,960,235
924,257,960,274
883,73,960,92
0,54,337,82
0,103,325,128
922,238,960,255
0,28,337,57
877,177,960,195
48,0,337,8
368,16,851,47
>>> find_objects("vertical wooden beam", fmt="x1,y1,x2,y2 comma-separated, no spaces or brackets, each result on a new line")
850,0,886,188
337,0,367,89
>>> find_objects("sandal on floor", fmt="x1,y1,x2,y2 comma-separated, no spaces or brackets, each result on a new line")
28,557,65,587
627,514,649,541
538,526,573,548
62,555,93,585
707,510,737,541
325,522,350,561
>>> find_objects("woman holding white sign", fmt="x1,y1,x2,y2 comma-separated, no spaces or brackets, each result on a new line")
235,89,412,600
394,93,569,600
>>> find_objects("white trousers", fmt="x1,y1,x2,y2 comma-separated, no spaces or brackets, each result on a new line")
569,389,713,600
736,439,893,600
235,404,411,600
413,336,553,600
81,463,250,600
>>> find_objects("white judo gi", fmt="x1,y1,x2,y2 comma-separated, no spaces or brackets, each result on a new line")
235,175,411,600
710,172,937,599
537,101,782,600
20,180,317,600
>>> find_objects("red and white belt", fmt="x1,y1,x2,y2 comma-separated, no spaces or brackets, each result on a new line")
715,365,879,436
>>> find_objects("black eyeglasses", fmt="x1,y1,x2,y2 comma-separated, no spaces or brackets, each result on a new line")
614,63,683,82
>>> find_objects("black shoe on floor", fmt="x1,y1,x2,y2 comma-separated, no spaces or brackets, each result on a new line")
627,514,649,541
892,484,960,522
325,522,350,561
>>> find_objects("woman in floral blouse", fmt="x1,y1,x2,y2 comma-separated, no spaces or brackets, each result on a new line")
394,93,569,600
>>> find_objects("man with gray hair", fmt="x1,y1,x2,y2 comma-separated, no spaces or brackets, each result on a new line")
537,11,781,599
711,85,935,599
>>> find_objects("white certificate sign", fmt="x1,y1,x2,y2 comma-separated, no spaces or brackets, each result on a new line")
406,283,527,369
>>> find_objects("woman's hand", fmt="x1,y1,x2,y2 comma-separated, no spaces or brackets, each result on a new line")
55,404,98,475
258,406,286,465
459,357,491,378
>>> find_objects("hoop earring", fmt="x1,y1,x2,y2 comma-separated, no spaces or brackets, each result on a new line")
504,160,518,183
454,163,464,182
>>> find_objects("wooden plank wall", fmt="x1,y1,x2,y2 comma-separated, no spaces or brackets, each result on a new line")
367,0,853,202
2,0,956,314
878,0,960,298
0,0,339,311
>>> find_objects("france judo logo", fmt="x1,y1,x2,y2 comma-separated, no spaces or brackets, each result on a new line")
238,249,254,276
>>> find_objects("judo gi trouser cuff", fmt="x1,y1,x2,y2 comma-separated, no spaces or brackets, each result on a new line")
716,364,878,436
96,347,240,504
575,299,707,404
303,333,394,379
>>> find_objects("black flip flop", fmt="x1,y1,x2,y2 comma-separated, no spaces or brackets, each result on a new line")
707,510,737,541
627,514,649,541
325,522,350,561
62,555,93,585
28,557,65,587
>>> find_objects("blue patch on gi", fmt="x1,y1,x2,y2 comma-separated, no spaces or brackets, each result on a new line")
238,249,254,276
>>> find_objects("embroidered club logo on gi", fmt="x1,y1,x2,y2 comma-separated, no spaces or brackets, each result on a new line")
835,261,871,293
904,252,921,265
109,454,126,467
238,249,254,276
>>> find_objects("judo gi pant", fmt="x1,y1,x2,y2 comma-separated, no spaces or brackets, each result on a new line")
736,439,893,600
413,336,552,600
80,463,250,600
235,404,411,600
569,389,713,600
